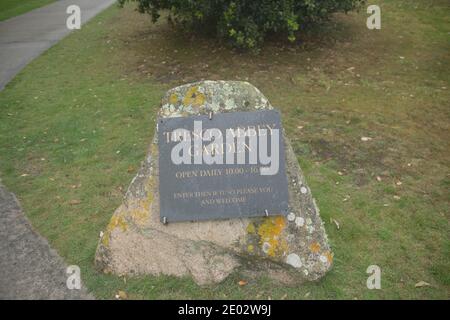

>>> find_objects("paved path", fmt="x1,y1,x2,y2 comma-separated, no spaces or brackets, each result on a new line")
0,0,116,90
0,183,93,299
0,0,116,299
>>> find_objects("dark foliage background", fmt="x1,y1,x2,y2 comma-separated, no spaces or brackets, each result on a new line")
119,0,365,50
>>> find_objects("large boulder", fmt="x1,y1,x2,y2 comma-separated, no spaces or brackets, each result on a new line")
95,81,332,285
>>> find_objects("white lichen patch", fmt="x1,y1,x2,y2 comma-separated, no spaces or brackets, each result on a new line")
287,212,296,221
286,253,302,268
225,99,235,110
295,217,305,227
262,242,271,254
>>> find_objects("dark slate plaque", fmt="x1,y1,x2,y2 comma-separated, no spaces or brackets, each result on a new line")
158,110,289,223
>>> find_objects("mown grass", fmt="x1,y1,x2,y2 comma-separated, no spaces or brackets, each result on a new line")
0,0,448,299
0,0,55,21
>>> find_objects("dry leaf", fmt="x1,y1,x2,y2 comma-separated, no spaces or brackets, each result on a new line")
415,281,431,288
238,280,247,286
117,290,128,299
69,200,81,205
330,218,340,230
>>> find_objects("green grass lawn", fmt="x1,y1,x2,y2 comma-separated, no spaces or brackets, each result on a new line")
0,0,449,299
0,0,56,21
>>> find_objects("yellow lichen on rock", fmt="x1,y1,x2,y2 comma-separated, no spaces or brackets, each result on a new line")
128,200,150,227
310,242,321,253
257,216,288,257
101,231,110,247
325,251,333,264
246,222,256,234
169,93,178,105
102,209,128,247
108,212,128,232
182,86,205,107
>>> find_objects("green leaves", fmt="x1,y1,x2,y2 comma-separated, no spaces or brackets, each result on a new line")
119,0,364,51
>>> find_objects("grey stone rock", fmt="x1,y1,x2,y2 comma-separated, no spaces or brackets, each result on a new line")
95,81,332,285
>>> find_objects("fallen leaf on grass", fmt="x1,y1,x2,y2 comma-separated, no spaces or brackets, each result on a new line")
415,281,431,288
330,218,340,230
69,200,81,205
116,290,128,299
238,280,247,286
